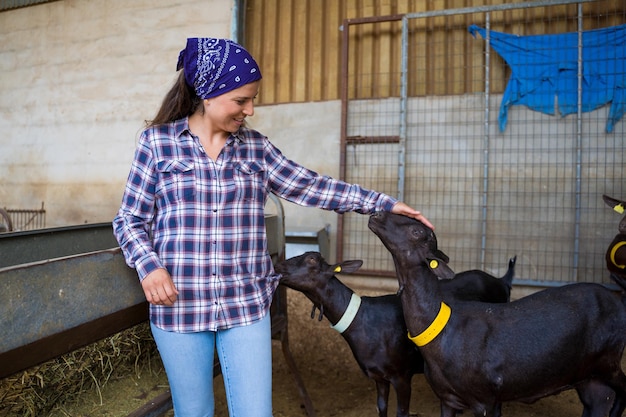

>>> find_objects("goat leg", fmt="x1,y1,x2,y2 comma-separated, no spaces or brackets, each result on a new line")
374,380,390,417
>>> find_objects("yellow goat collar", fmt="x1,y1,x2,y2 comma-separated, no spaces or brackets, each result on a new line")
408,301,451,347
610,241,626,269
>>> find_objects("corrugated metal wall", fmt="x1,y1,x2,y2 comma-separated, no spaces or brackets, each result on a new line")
246,0,461,104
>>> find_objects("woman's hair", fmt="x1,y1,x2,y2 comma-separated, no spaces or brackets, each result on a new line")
147,71,202,127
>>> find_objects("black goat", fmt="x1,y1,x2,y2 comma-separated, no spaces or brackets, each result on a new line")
604,195,626,282
368,211,626,417
275,251,515,417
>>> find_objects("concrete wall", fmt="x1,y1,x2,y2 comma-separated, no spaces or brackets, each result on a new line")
0,0,233,226
252,101,344,259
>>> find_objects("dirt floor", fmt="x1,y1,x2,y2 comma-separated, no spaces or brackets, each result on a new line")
51,287,620,417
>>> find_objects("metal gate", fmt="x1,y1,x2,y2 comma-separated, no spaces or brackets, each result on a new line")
339,0,626,286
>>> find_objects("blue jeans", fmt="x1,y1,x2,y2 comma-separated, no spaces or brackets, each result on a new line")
150,314,273,417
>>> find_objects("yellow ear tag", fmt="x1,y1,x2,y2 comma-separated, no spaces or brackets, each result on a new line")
615,204,625,214
429,260,439,269
334,266,342,273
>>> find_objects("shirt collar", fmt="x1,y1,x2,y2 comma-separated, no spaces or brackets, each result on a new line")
172,117,247,145
172,117,191,140
230,127,247,144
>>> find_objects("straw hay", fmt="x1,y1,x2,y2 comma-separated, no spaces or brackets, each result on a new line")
0,323,159,417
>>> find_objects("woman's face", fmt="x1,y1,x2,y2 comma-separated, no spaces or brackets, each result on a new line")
205,81,260,133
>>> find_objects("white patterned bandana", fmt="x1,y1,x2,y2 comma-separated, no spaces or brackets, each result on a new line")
176,38,262,99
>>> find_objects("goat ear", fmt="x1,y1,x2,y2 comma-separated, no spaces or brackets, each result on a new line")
426,258,456,279
333,260,363,274
603,195,626,213
434,249,450,263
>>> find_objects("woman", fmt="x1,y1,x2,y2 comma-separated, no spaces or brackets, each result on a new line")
113,37,433,417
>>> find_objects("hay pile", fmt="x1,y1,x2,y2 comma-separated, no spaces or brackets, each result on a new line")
0,323,159,417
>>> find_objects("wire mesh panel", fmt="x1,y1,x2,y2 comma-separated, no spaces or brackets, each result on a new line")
340,1,626,286
344,112,402,274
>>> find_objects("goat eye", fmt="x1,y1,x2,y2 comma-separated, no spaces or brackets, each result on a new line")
411,227,424,238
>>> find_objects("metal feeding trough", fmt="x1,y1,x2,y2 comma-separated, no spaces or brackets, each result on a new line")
0,223,153,379
0,195,316,417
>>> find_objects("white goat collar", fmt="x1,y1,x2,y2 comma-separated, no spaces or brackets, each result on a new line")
330,293,361,333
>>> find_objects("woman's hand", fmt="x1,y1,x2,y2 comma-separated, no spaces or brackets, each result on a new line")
141,268,179,306
391,201,434,230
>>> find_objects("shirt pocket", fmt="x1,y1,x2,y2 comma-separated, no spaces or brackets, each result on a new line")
155,159,197,203
233,161,266,202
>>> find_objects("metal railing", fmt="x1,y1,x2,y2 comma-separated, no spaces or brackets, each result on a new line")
1,202,46,232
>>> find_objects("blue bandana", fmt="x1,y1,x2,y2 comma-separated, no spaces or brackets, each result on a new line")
176,38,262,99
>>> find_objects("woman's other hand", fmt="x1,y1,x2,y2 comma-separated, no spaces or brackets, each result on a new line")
142,268,179,306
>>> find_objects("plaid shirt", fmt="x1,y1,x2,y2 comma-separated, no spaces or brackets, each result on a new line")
113,118,397,332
